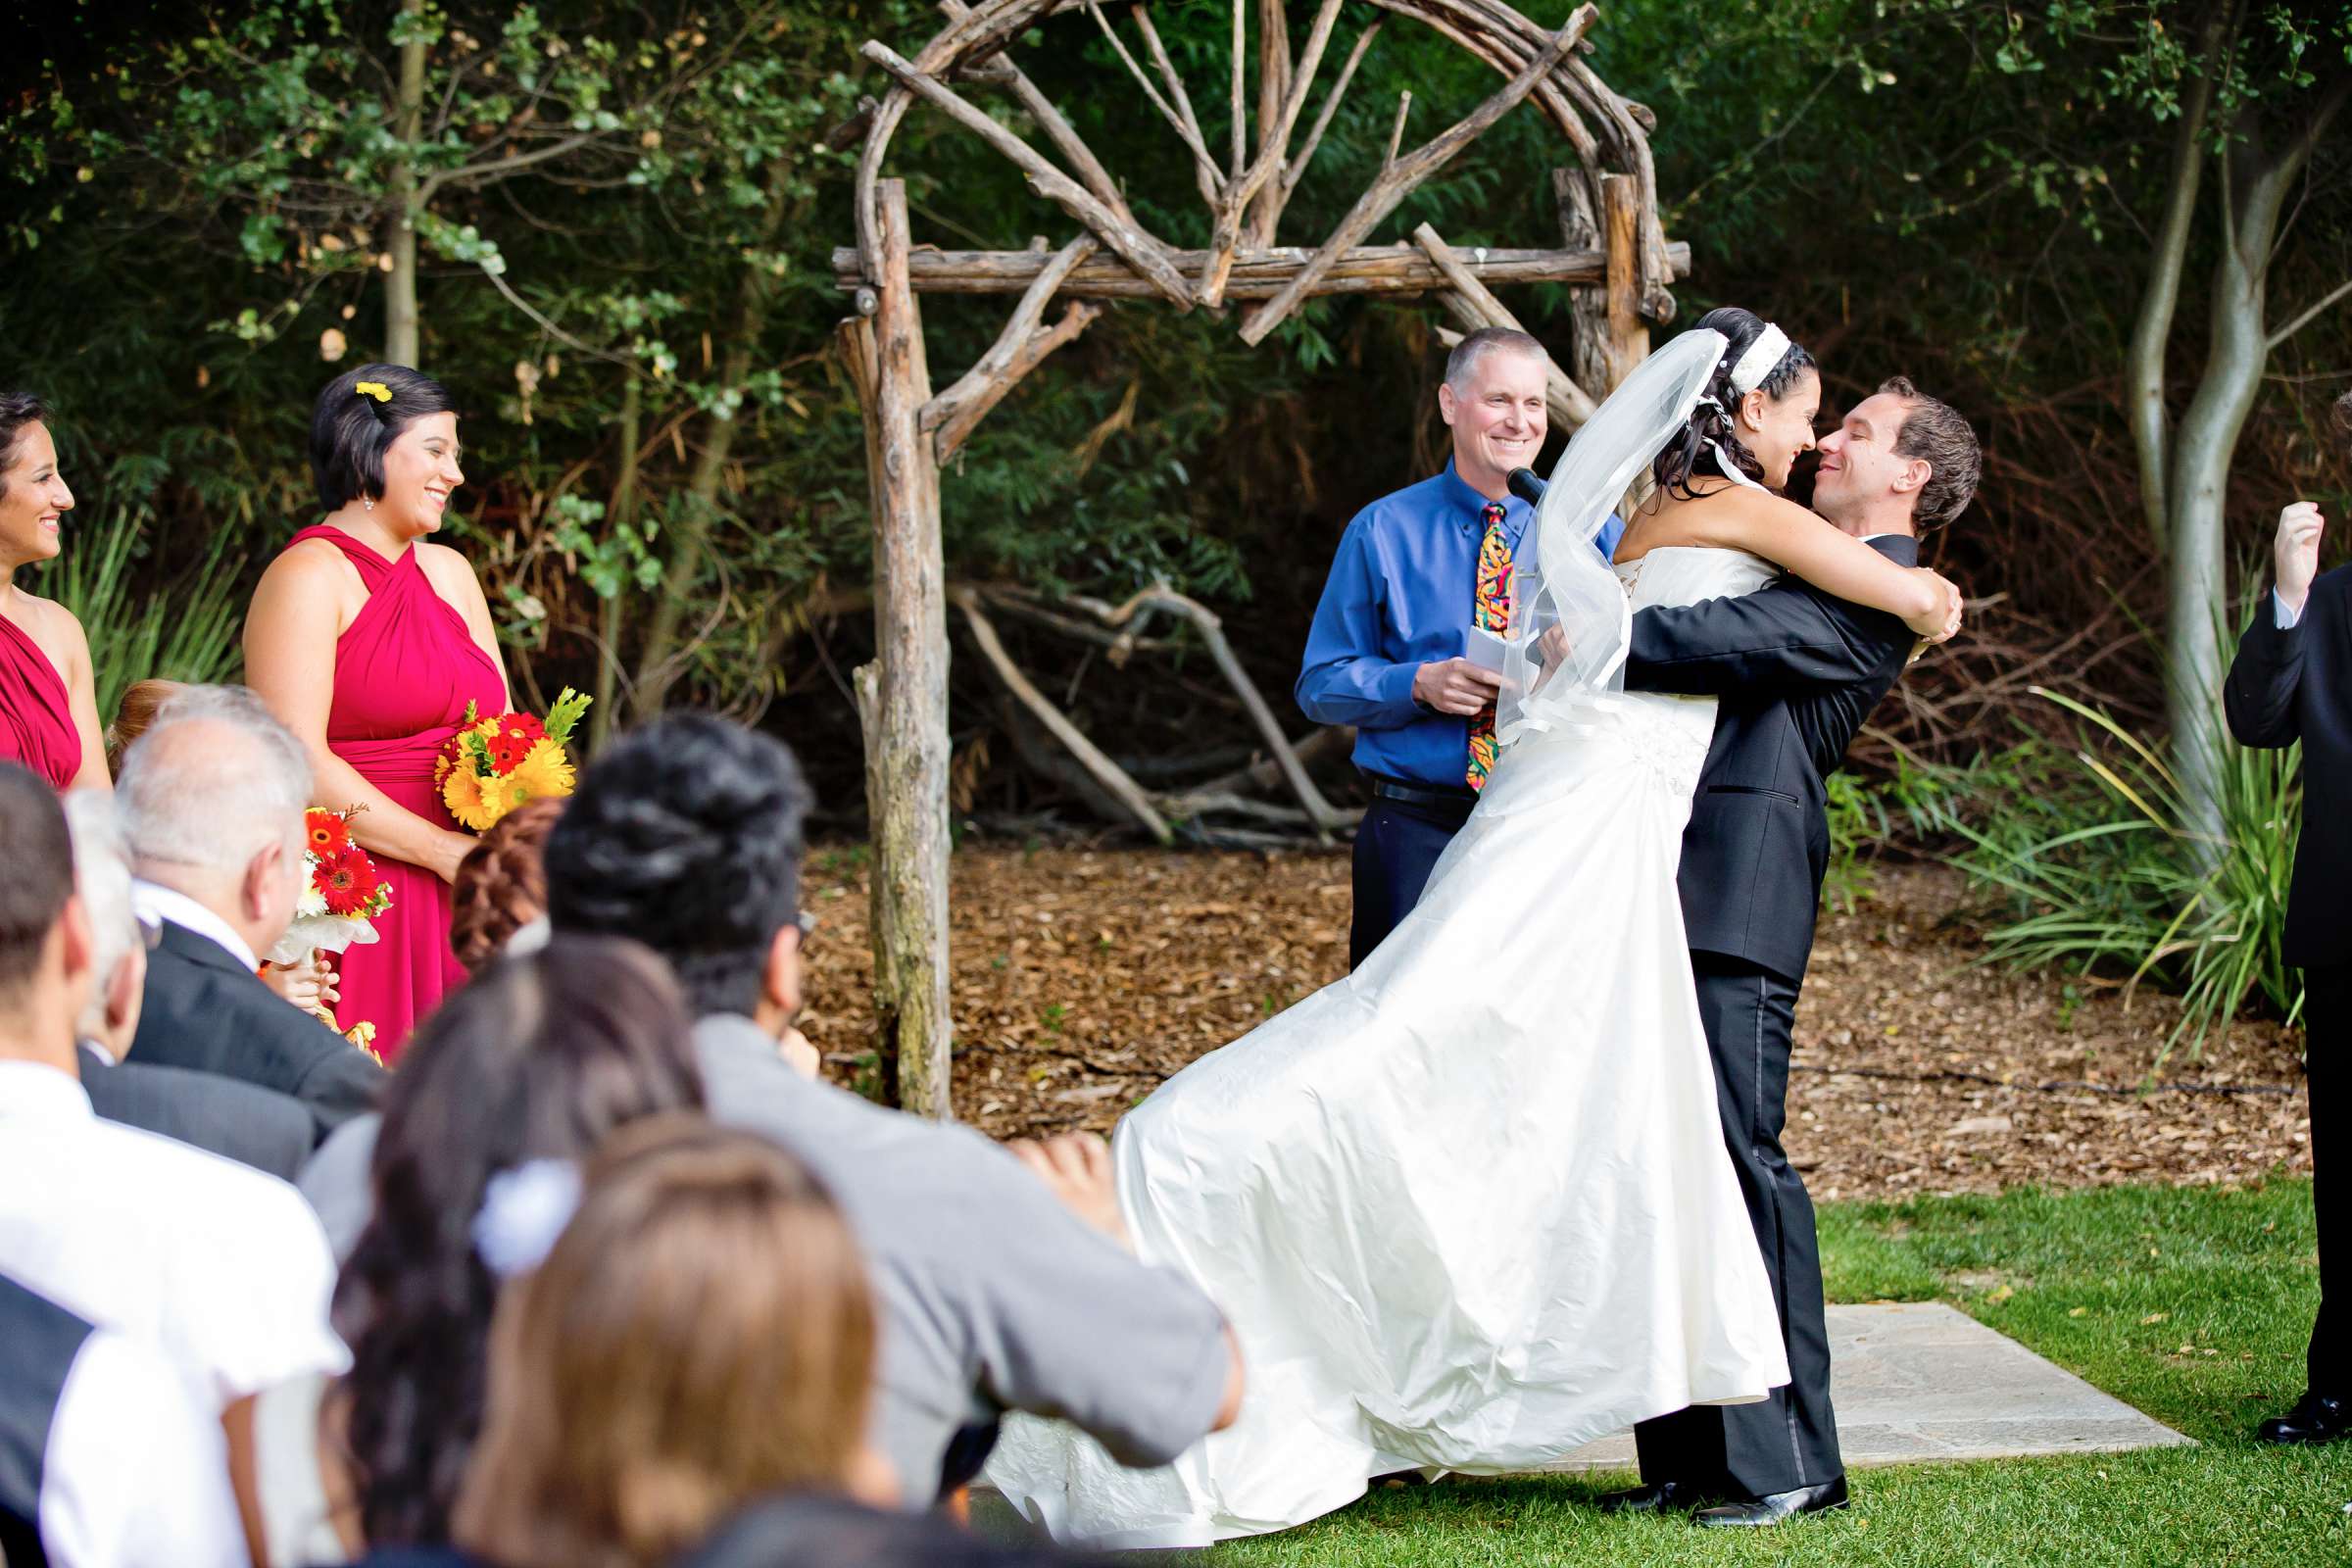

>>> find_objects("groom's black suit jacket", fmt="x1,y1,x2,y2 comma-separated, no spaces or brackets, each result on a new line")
1624,534,1920,982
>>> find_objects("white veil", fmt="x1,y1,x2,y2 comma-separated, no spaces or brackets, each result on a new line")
1495,327,1728,742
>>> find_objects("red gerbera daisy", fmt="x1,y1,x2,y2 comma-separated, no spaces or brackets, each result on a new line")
318,848,380,915
485,713,546,773
306,809,352,857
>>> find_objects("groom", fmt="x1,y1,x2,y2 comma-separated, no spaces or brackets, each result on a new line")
1610,378,1982,1527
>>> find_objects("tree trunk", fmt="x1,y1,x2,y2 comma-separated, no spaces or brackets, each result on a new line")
2123,19,2220,551
382,4,427,367
2164,122,2320,839
858,179,954,1120
627,160,794,720
589,374,642,751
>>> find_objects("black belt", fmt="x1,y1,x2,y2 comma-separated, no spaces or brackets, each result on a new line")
1369,776,1478,812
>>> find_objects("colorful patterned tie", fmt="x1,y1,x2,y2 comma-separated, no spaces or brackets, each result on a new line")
1467,502,1512,791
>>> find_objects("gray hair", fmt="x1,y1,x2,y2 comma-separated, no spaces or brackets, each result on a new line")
61,790,138,998
1444,326,1547,396
117,685,313,873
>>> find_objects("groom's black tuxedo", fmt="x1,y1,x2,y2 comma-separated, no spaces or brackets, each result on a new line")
1620,532,1921,1500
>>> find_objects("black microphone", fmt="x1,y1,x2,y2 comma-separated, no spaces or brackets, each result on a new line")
1506,466,1546,507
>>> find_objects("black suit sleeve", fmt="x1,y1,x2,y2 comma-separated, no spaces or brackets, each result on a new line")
2223,589,2304,750
1626,578,1913,698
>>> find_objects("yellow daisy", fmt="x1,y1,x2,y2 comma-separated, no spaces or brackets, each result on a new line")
504,737,576,803
443,763,498,832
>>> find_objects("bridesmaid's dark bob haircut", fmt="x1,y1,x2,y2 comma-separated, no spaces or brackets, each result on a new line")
0,389,50,487
311,363,458,512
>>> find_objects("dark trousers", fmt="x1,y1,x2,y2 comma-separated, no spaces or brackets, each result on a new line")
1348,791,1473,968
1635,953,1841,1498
2305,963,2349,1397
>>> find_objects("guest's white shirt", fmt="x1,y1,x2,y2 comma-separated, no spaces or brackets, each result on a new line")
130,879,259,972
2277,591,2303,629
39,1327,246,1568
0,1059,347,1406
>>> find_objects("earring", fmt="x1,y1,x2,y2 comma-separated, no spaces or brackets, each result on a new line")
364,496,374,513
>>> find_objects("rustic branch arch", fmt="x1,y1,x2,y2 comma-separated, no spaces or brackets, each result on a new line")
836,0,1686,1117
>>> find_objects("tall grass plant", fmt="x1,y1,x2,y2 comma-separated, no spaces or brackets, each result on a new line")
1915,688,2299,1064
38,511,247,729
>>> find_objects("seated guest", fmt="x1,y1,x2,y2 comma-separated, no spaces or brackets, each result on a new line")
0,760,345,1406
108,675,337,1016
119,683,382,1141
544,716,1245,1505
442,1118,892,1568
0,391,107,792
679,1494,1105,1568
241,935,706,1566
103,675,181,775
0,1270,246,1568
449,795,564,971
61,790,314,1179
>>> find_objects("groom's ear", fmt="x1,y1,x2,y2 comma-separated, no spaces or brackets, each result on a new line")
1890,455,1932,500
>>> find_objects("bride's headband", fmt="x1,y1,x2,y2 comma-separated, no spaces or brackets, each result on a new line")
1728,323,1792,396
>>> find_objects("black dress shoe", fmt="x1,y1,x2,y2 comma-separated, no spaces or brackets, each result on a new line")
1595,1480,1704,1516
2257,1392,2352,1445
1691,1475,1849,1528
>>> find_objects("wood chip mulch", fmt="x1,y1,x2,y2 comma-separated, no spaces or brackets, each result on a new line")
797,849,2311,1202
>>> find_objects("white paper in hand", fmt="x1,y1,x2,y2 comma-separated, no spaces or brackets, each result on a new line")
1464,624,1511,675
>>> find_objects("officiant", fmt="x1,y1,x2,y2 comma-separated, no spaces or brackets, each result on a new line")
1297,327,1623,967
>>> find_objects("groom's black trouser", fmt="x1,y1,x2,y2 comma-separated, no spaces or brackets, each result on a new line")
2302,963,2349,1397
1634,952,1841,1498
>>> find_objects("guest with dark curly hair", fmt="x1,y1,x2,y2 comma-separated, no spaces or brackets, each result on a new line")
543,715,1243,1509
0,390,106,791
448,796,564,972
244,364,509,1059
240,935,703,1566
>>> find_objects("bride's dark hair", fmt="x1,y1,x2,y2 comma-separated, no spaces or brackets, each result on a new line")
1650,307,1815,498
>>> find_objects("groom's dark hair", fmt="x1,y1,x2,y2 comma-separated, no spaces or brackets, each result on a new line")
1878,376,1981,530
543,714,812,1020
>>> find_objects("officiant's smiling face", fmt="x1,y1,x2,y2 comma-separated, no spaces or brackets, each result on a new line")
1438,344,1548,497
377,412,466,540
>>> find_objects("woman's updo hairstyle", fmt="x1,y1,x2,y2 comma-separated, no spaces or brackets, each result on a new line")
310,363,458,512
1650,307,1815,499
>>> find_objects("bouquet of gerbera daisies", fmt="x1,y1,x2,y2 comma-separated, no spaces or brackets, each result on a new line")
266,806,392,967
437,688,592,833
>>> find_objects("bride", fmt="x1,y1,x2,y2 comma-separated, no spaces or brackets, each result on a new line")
986,312,1960,1547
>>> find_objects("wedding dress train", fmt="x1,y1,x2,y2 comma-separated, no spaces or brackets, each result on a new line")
986,547,1792,1547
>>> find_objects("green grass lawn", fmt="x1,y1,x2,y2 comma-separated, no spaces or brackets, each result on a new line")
1002,1180,2351,1565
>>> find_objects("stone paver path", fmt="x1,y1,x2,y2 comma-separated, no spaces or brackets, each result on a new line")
1543,1301,2192,1473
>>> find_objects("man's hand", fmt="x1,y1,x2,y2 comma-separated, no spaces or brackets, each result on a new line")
777,1024,821,1080
1412,658,1504,716
2276,500,2326,618
1007,1131,1131,1250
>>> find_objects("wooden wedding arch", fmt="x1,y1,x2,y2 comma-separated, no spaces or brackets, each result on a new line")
835,0,1685,1117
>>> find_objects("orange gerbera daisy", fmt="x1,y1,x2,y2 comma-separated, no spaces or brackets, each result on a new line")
306,809,352,857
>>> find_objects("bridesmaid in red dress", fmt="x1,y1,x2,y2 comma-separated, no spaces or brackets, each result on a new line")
0,392,108,792
246,365,508,1060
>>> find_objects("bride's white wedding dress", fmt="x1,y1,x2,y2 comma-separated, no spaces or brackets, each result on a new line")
986,544,1792,1548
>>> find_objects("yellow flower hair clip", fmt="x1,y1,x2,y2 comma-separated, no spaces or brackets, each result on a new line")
354,380,392,403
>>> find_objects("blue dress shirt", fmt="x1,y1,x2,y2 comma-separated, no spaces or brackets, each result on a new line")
1295,461,1625,790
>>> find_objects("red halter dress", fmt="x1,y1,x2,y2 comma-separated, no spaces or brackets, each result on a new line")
286,526,504,1060
0,610,80,790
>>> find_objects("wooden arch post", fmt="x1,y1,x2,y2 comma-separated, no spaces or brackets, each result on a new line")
842,0,1683,1118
